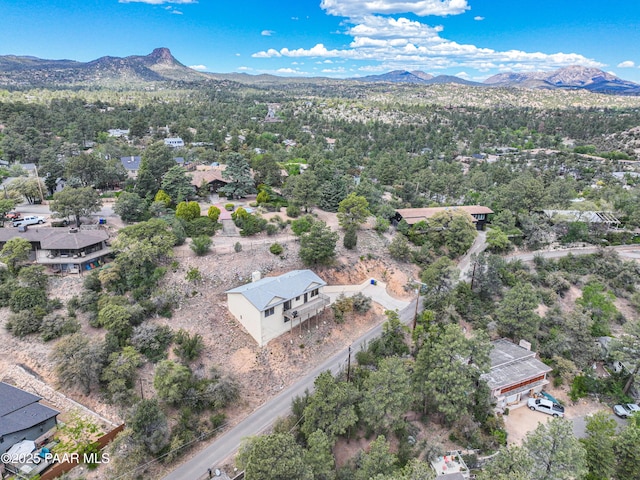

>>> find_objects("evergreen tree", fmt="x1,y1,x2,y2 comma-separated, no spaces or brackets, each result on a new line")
220,152,255,199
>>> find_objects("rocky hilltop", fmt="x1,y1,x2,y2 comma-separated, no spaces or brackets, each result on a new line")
0,48,208,87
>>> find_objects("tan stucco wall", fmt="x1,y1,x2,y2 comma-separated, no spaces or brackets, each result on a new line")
227,294,263,345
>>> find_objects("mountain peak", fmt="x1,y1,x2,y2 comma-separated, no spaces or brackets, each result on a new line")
145,47,181,66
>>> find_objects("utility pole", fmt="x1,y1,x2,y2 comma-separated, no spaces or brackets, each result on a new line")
346,345,352,382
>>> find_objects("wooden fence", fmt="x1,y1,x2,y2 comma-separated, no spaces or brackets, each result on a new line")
39,424,125,480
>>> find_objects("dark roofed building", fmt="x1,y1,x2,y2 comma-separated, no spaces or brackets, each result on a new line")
0,227,111,274
394,205,493,230
120,156,142,175
0,382,59,456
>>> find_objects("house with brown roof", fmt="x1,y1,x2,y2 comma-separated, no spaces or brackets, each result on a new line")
189,167,229,194
394,205,493,230
0,227,111,274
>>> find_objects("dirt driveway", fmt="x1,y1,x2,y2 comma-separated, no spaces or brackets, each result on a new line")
504,395,619,445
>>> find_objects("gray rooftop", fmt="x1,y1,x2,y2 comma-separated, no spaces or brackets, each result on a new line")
226,270,326,311
0,227,109,250
120,155,142,171
483,339,552,390
0,382,59,437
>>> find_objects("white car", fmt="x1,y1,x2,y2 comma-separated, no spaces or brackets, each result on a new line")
528,397,565,417
614,404,631,418
12,215,45,227
625,403,640,414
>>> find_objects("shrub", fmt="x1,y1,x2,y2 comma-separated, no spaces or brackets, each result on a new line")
190,236,212,256
185,216,217,237
7,310,43,337
343,227,357,249
175,201,201,221
239,215,267,236
225,203,234,211
351,292,372,313
10,287,48,313
286,204,301,218
173,329,204,362
41,313,80,341
130,324,174,362
269,243,284,255
291,215,314,236
83,271,102,292
234,242,242,253
207,205,221,222
186,267,202,282
374,216,390,233
266,223,278,236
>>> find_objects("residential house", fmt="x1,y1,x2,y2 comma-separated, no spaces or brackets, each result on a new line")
164,137,185,149
107,128,130,138
189,166,229,194
120,156,142,176
226,270,330,346
0,382,59,456
481,339,552,410
0,227,111,274
393,205,493,230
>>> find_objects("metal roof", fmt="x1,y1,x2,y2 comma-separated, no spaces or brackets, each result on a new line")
226,269,326,311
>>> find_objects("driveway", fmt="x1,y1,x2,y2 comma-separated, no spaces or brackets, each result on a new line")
323,279,411,312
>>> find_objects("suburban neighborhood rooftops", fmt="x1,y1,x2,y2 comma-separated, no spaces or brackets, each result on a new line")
395,205,493,224
226,269,326,311
0,227,109,250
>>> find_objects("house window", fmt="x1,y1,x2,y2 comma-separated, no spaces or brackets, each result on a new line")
284,300,291,311
264,307,275,317
311,289,319,297
475,214,486,220
295,296,300,301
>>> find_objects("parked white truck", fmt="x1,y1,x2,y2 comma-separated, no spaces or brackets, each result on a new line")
12,215,45,227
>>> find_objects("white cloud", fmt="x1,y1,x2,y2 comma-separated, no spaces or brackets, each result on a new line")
261,30,274,36
235,53,241,56
617,60,635,68
171,9,183,14
474,16,484,21
189,64,207,71
275,68,308,75
320,0,469,18
252,1,604,77
119,0,197,4
455,71,470,79
291,16,299,20
238,66,252,71
322,67,347,73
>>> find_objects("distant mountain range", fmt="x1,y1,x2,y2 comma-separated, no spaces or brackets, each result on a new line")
358,65,640,95
0,48,208,86
0,48,639,95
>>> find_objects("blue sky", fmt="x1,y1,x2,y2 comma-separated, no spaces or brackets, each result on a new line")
2,0,640,82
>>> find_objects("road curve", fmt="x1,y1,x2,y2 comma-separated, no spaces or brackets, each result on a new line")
162,298,421,480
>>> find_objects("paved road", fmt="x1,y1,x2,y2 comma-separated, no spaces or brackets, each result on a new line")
505,244,640,262
458,230,487,281
572,410,627,438
162,297,421,480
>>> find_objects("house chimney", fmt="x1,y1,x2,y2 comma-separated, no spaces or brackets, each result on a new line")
519,339,532,351
251,271,261,282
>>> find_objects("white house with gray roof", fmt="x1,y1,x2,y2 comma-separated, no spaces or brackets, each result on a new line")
225,270,329,346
